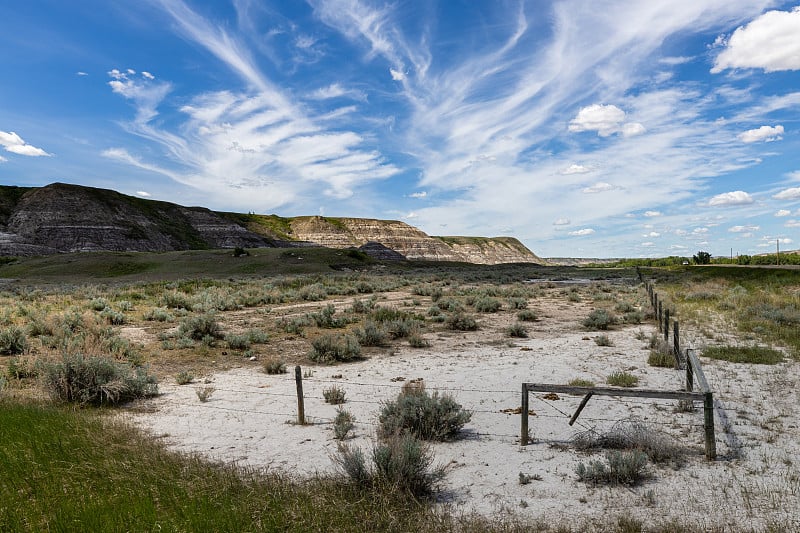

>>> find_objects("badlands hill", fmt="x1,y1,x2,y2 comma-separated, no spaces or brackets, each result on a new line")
0,183,542,265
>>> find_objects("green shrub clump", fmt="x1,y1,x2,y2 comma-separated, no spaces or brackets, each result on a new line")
576,450,648,485
310,333,361,363
178,314,223,341
445,312,478,331
473,297,501,313
40,354,158,406
606,371,639,388
0,326,28,355
583,309,616,330
702,345,784,365
378,382,471,441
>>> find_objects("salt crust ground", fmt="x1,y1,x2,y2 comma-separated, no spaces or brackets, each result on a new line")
128,323,800,531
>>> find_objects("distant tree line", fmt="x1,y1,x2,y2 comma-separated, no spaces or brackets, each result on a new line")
584,250,800,268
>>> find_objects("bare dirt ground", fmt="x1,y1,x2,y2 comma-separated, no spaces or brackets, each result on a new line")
126,285,800,531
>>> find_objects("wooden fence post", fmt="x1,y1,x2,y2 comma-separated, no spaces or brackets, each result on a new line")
704,391,716,460
295,365,305,425
521,383,529,446
685,349,694,391
664,308,670,341
657,300,663,332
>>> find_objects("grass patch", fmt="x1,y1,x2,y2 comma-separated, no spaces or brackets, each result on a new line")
606,371,639,388
568,378,595,387
702,345,784,364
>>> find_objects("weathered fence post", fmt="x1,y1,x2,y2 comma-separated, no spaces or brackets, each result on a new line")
521,383,529,446
657,300,663,332
704,391,716,460
673,320,680,356
664,308,670,341
685,349,694,391
295,365,305,425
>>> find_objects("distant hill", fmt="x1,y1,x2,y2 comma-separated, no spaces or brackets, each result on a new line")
0,183,543,265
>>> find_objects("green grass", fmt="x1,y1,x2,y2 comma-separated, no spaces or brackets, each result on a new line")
702,345,784,364
0,403,474,532
606,371,639,388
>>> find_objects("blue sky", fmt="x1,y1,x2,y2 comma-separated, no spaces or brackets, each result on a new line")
1,1,799,258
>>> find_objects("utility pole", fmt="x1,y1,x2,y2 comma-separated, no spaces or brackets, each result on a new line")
777,238,780,265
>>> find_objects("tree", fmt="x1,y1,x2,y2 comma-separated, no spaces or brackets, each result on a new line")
693,251,711,265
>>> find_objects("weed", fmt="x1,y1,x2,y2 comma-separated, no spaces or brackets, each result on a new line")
0,326,28,355
606,371,638,388
568,378,595,387
40,354,158,406
323,385,347,405
583,309,616,330
576,450,648,485
263,358,287,375
196,386,215,402
594,335,613,346
225,334,251,350
702,345,784,364
379,382,471,441
573,419,687,466
6,355,38,379
473,297,502,313
507,323,528,338
517,309,539,322
99,307,126,325
408,334,431,348
507,297,528,310
309,304,347,328
445,312,478,331
143,307,174,322
89,297,109,311
310,333,361,363
175,370,194,385
178,314,223,341
333,408,355,440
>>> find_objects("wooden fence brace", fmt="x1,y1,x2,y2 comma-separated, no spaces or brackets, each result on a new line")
520,384,529,445
664,308,670,341
295,365,305,425
569,392,593,426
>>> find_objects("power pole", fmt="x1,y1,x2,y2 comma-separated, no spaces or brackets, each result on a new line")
777,238,780,265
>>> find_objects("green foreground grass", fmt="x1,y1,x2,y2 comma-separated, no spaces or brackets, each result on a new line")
0,402,472,532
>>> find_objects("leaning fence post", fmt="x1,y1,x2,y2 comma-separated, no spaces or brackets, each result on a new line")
521,383,529,446
664,308,670,341
685,349,694,391
295,365,305,425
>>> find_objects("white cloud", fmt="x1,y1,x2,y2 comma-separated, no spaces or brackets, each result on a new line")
729,224,759,232
775,209,791,217
641,242,655,247
643,232,661,238
76,71,88,76
737,125,784,143
708,190,754,206
785,219,800,228
562,163,591,174
142,71,155,80
780,238,793,245
773,187,800,200
659,56,693,65
569,228,595,236
405,212,418,219
0,130,51,157
582,182,615,194
136,191,152,197
621,122,646,137
107,68,172,124
390,68,405,81
568,104,625,136
692,227,709,234
409,191,427,198
644,211,662,217
308,83,366,101
712,7,800,73
553,218,571,226
0,155,6,162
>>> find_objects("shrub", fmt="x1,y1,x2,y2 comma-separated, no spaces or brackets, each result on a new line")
517,309,539,322
263,358,287,374
594,335,613,347
245,329,269,344
143,307,174,322
6,355,38,379
408,334,430,348
40,354,158,406
583,309,616,330
507,297,528,310
0,326,28,355
702,345,784,365
473,297,501,313
623,310,645,324
572,419,686,466
100,308,126,326
178,314,223,341
225,334,251,351
323,385,347,405
356,320,388,347
606,371,638,387
309,304,347,328
507,323,528,338
175,371,194,385
335,432,445,498
333,408,355,440
385,318,419,339
648,346,675,368
568,378,595,387
378,382,471,441
161,291,193,311
196,387,215,402
576,450,648,485
309,333,361,363
445,312,478,331
89,298,109,311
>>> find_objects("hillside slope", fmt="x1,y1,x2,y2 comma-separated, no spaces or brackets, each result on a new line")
0,183,543,264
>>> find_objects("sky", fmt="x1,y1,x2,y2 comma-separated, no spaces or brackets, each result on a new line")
1,1,800,258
